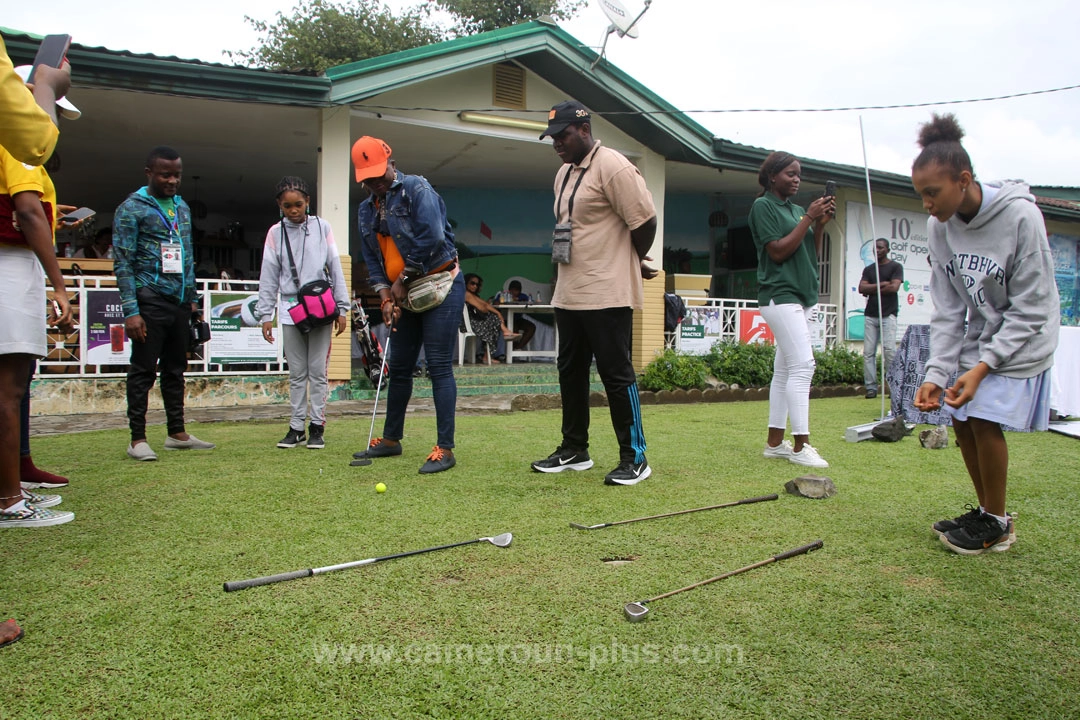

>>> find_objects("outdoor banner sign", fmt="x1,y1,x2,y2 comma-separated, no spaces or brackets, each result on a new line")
844,201,933,341
84,289,130,365
679,305,723,354
207,291,277,364
739,309,774,345
1049,233,1079,326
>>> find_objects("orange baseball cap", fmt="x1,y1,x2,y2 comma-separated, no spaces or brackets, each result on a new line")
351,136,392,182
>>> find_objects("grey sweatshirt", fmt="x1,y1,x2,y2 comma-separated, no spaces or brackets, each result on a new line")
923,180,1060,388
256,216,350,326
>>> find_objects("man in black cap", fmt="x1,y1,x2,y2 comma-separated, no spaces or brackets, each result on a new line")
530,100,658,486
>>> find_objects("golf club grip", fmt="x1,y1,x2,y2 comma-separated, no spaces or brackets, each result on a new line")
223,568,313,592
738,493,779,505
773,540,824,562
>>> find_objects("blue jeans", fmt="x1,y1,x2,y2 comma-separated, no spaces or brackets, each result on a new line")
863,314,898,392
382,273,465,449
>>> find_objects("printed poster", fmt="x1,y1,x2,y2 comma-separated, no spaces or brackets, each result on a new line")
84,289,130,365
207,291,277,363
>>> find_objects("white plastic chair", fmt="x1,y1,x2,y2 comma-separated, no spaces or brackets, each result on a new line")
458,306,491,365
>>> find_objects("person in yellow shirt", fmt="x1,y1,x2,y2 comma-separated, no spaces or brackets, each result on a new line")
0,37,72,166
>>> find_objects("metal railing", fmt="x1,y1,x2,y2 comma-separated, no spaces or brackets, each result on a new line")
674,297,839,351
39,277,287,378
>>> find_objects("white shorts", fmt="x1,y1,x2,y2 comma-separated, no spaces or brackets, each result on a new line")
0,245,47,357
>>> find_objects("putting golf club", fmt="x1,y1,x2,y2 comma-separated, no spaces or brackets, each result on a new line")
570,494,778,530
623,540,823,622
351,317,392,467
224,532,512,592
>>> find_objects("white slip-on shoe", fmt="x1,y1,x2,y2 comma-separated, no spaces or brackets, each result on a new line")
127,442,158,461
164,435,216,450
762,440,794,459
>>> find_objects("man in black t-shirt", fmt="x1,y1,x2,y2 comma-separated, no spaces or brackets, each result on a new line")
859,238,903,398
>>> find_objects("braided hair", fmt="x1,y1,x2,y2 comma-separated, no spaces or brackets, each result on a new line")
756,151,799,198
275,176,310,200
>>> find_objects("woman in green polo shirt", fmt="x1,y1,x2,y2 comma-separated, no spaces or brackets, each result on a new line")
748,151,835,469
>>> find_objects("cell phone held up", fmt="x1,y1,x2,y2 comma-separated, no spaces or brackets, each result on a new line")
60,207,95,225
823,180,837,217
27,34,72,84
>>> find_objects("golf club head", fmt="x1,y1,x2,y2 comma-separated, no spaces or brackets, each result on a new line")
569,522,602,530
486,532,513,547
349,458,373,467
624,602,650,623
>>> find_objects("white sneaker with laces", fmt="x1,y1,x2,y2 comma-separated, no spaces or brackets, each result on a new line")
763,440,794,459
789,444,829,468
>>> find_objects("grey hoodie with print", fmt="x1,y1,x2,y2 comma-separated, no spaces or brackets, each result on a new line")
923,179,1059,389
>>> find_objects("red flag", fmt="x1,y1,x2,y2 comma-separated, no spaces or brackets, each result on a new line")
480,221,492,239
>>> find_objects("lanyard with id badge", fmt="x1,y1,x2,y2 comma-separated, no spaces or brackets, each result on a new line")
552,165,588,264
152,199,184,274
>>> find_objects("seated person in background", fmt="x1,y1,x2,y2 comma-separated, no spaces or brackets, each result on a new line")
495,280,536,350
463,273,520,363
74,227,112,259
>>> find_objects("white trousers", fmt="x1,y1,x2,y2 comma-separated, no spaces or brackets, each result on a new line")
759,302,815,436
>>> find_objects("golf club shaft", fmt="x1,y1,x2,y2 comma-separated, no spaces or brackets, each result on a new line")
223,537,485,592
607,494,778,527
364,327,390,450
645,540,823,603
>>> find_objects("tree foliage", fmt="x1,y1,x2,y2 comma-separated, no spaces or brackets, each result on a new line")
434,0,587,35
228,0,445,73
230,0,587,72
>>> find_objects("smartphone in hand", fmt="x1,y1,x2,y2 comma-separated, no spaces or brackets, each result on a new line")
27,34,72,84
60,207,95,225
823,180,837,216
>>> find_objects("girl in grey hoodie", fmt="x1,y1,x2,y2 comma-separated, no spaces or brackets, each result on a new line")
911,113,1059,555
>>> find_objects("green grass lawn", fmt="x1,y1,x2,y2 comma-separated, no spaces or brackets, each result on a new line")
3,397,1079,719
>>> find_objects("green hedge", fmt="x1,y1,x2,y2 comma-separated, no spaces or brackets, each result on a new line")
639,342,864,391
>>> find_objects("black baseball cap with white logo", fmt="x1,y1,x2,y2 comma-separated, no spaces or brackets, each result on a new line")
539,101,591,139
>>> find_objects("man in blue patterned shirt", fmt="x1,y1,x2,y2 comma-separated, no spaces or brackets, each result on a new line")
113,146,214,461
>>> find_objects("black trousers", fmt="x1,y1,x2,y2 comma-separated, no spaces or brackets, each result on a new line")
127,287,191,441
555,307,646,464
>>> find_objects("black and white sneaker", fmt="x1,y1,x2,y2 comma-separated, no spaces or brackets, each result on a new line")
277,428,306,448
531,447,593,473
604,459,651,486
307,424,325,450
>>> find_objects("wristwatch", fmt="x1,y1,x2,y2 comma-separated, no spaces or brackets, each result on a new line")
400,266,423,286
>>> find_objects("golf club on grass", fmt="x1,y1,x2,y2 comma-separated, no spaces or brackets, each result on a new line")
570,494,778,530
351,319,391,467
224,532,512,592
623,540,823,622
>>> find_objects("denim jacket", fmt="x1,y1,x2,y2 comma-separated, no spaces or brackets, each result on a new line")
357,171,457,292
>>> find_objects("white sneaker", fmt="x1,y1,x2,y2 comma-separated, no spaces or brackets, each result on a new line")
763,440,794,459
789,444,829,468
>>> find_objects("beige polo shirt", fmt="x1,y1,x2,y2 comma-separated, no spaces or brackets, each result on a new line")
550,140,656,311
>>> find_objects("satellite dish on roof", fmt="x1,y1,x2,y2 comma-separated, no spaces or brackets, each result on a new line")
599,0,643,38
591,0,652,69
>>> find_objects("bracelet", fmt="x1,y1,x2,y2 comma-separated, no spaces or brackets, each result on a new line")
380,297,394,309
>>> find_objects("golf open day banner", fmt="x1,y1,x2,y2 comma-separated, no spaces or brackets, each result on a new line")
844,202,933,341
207,292,278,364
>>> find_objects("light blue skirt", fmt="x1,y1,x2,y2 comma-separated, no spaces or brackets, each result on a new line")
948,368,1052,432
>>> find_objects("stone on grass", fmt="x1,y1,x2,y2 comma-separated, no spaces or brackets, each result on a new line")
871,416,911,442
785,474,836,499
919,425,949,449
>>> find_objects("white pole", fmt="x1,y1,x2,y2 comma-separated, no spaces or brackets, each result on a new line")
859,116,887,420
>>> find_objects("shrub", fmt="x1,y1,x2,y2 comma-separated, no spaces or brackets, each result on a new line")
812,344,864,385
640,349,708,391
704,341,775,387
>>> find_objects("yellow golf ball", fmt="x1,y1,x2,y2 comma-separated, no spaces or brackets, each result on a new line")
375,482,387,493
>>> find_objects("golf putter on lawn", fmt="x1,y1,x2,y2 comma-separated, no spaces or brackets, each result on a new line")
570,494,778,530
351,321,391,467
224,533,512,592
623,540,823,622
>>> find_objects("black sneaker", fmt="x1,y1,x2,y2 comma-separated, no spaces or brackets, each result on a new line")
940,514,1014,555
419,446,455,474
604,459,651,486
932,504,982,537
531,447,593,473
277,428,306,448
353,438,403,459
865,389,878,399
307,424,325,450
